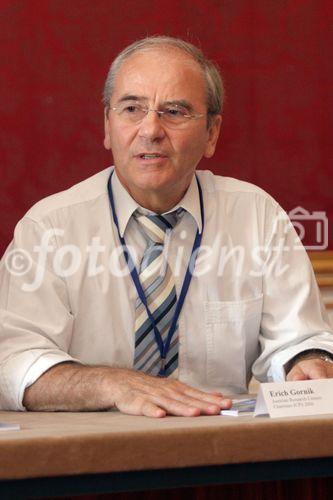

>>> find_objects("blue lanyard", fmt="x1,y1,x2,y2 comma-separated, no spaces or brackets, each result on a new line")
108,172,204,376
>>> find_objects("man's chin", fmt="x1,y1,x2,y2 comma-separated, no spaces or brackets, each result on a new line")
133,169,176,191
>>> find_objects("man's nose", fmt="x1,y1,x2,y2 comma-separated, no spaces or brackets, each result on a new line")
138,110,166,141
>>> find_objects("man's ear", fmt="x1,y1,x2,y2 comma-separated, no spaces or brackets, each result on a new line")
104,108,111,150
204,114,222,158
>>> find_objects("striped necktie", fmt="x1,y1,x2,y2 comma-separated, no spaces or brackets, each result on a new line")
133,209,183,377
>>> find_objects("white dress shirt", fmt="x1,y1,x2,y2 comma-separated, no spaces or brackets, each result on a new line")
0,167,332,410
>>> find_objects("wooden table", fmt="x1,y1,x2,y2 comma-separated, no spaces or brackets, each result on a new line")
0,410,333,498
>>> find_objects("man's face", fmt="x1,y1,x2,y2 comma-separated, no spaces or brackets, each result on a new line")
104,47,221,208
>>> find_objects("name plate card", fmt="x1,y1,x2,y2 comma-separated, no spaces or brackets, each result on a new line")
254,379,333,418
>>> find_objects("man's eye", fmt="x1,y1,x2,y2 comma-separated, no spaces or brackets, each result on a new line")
124,105,140,113
165,107,186,117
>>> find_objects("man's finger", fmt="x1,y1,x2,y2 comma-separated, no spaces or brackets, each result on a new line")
116,394,167,418
180,385,232,408
158,390,223,414
307,366,330,379
149,393,204,416
141,401,167,418
286,366,308,381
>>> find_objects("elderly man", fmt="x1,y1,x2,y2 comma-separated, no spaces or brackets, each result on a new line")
0,36,332,417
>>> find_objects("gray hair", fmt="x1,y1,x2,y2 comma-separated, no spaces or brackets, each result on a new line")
102,36,224,122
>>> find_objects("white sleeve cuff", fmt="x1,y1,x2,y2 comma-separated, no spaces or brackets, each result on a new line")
0,350,83,411
268,342,333,383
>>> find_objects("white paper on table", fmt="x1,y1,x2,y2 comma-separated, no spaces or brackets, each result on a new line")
221,397,257,417
0,422,20,431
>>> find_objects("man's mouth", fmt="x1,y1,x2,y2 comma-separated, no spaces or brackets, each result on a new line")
138,153,167,159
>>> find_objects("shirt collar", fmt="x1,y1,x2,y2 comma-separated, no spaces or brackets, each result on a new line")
174,174,202,233
111,169,202,236
111,169,140,237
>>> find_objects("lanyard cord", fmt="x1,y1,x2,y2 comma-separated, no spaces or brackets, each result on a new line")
108,172,204,374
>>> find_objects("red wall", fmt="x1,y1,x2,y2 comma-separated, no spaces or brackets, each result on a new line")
1,0,332,254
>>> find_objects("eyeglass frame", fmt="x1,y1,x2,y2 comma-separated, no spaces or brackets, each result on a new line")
106,102,206,126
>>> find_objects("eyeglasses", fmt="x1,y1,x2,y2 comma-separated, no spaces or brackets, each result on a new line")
108,102,205,129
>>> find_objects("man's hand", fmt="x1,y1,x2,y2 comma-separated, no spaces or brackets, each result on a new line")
106,368,232,417
23,363,232,417
286,358,333,381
